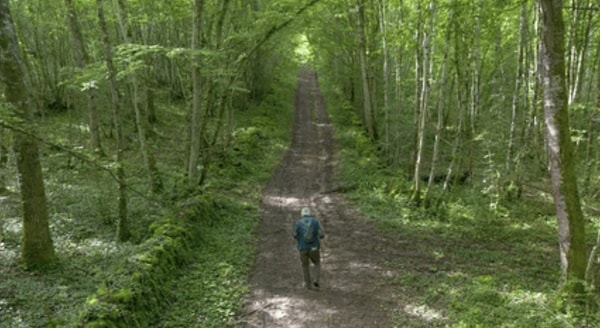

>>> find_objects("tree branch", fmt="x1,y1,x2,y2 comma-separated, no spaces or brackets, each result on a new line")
0,121,164,206
242,0,323,62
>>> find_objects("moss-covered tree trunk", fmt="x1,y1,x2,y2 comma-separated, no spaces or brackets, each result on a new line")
0,129,8,193
0,0,56,269
539,0,588,300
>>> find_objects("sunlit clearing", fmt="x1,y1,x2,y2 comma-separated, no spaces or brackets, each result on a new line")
433,250,445,260
263,195,304,208
447,202,475,221
511,222,532,230
294,34,313,64
300,158,316,166
247,294,337,328
2,217,21,234
505,289,547,306
266,296,306,320
349,261,380,271
56,238,125,257
0,241,17,261
446,270,468,279
404,303,445,322
319,194,334,204
76,124,90,133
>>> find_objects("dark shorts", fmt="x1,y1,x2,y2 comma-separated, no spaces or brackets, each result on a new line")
299,248,320,266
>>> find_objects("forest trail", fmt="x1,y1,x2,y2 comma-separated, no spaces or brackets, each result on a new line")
240,68,403,327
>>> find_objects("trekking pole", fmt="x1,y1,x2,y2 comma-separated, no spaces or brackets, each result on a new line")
320,239,327,289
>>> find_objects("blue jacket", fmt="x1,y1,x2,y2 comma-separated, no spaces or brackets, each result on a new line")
293,216,324,250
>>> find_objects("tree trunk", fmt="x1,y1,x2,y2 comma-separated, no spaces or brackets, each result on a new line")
97,0,130,242
411,3,433,205
188,0,205,187
584,8,600,191
540,0,587,300
0,129,7,193
411,7,423,175
444,18,469,191
465,0,483,178
506,1,528,174
198,0,233,185
133,81,163,192
115,0,132,43
64,0,103,154
0,0,56,269
425,7,451,205
116,0,163,193
378,0,390,157
565,0,593,105
356,0,376,140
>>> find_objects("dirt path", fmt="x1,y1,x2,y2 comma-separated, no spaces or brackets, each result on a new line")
240,68,402,327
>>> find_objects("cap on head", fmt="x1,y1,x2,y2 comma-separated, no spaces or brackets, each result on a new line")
301,207,311,217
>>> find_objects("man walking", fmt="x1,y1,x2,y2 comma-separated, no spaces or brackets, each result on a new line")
293,207,325,289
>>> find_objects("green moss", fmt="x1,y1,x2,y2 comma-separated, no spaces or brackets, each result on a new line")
77,195,221,327
84,320,114,328
72,72,293,327
111,289,134,304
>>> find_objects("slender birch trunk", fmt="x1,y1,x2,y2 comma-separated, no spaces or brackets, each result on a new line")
378,0,390,157
425,8,451,205
411,1,434,205
188,0,205,186
201,0,233,184
115,0,163,192
408,2,425,176
97,0,130,242
65,0,103,154
445,16,468,191
356,0,375,140
465,0,482,177
520,2,537,160
0,129,7,193
584,26,600,190
507,1,528,173
566,0,593,105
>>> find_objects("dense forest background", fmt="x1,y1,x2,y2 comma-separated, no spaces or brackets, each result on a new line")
1,0,600,327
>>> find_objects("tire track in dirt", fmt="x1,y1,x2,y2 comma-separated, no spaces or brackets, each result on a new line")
239,68,401,327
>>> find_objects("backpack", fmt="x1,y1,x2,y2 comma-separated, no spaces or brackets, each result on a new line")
301,218,316,244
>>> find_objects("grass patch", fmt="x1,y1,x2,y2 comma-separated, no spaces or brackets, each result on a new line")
154,203,257,328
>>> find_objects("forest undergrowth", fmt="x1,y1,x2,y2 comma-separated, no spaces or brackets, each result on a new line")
0,70,295,327
324,85,600,327
2,65,600,327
